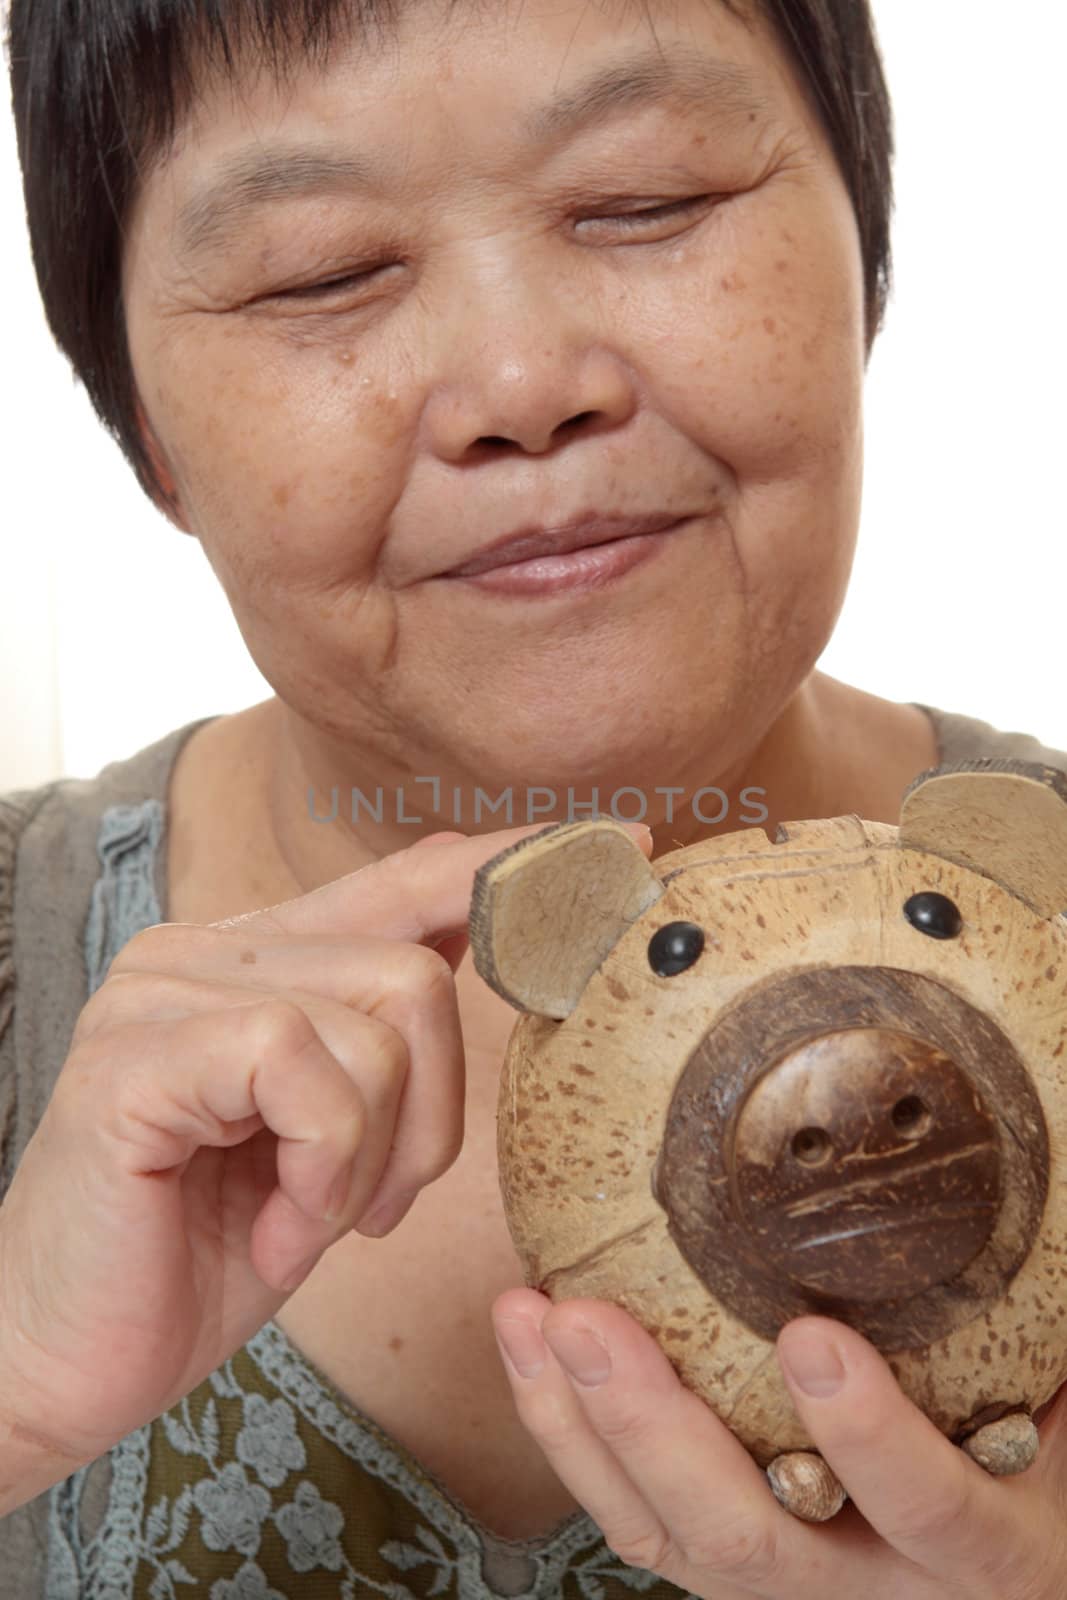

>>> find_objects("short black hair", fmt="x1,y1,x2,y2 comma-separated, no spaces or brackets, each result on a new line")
5,0,894,513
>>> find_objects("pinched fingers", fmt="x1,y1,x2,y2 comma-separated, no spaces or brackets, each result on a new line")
76,931,467,1228
59,989,416,1288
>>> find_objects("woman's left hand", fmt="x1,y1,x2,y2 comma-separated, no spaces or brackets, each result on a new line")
491,1290,1067,1599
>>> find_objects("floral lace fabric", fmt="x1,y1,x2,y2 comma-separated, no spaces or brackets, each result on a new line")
44,799,695,1600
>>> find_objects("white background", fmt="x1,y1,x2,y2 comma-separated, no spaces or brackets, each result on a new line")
3,3,1064,791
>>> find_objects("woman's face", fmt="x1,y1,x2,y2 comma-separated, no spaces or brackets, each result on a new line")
123,0,866,793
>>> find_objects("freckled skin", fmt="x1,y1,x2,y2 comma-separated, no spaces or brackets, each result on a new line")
118,0,912,891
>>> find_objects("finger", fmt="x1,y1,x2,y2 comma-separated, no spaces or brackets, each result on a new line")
95,939,466,1222
79,998,402,1288
493,1289,837,1599
214,819,653,945
492,1289,714,1593
73,969,455,1235
777,1316,1047,1587
1033,1377,1067,1471
406,822,651,971
430,930,470,975
407,833,478,966
389,829,472,968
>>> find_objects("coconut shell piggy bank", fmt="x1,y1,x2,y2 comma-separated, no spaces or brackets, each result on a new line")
467,758,1067,1522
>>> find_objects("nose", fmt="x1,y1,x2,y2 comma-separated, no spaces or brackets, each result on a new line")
730,1028,1001,1302
421,293,637,460
652,964,1049,1350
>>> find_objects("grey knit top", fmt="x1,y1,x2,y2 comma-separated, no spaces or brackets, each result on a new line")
2,703,1066,1599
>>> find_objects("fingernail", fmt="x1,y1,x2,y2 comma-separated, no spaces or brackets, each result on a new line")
543,1322,612,1387
495,1316,546,1379
280,1255,318,1294
358,1189,416,1237
779,1327,846,1397
323,1160,355,1221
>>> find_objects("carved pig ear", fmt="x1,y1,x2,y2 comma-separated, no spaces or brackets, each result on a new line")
899,758,1067,917
468,817,664,1018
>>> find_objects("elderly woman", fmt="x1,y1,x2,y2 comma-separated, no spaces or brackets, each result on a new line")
3,0,1067,1594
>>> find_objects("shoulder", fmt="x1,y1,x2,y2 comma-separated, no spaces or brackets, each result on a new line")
918,703,1067,773
0,783,59,1045
0,717,219,1194
1,715,219,922
4,715,219,841
0,776,69,1200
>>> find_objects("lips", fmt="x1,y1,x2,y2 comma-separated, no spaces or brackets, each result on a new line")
441,512,685,578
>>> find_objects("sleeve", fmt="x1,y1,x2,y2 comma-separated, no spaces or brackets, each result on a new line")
0,787,42,1204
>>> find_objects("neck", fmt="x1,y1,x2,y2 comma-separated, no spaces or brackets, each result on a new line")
242,672,937,900
167,676,940,1069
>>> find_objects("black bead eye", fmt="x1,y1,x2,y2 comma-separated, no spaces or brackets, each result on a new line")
648,921,705,976
903,891,963,940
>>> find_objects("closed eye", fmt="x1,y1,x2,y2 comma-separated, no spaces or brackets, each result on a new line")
280,267,387,301
272,195,717,302
587,195,715,231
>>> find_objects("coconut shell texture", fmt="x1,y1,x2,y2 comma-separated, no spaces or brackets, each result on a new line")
473,768,1067,1469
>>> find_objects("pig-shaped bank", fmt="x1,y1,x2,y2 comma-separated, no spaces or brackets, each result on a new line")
468,758,1067,1522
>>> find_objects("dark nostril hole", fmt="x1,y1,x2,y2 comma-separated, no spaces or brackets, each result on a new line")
891,1095,932,1139
792,1126,832,1166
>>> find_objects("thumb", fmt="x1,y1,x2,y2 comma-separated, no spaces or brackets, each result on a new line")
776,1317,1037,1585
1031,1379,1067,1505
408,833,474,972
412,849,471,973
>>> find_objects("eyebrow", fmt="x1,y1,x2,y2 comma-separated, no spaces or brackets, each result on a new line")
175,45,771,258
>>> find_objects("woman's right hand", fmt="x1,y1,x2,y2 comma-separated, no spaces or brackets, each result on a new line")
0,821,650,1473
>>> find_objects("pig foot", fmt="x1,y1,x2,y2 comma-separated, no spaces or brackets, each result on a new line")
960,1410,1039,1475
766,1451,847,1522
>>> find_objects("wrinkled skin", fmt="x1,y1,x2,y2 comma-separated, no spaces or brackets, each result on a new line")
122,0,911,890
117,0,1063,1588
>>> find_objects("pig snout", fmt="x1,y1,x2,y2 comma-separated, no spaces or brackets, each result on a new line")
728,1029,1001,1301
